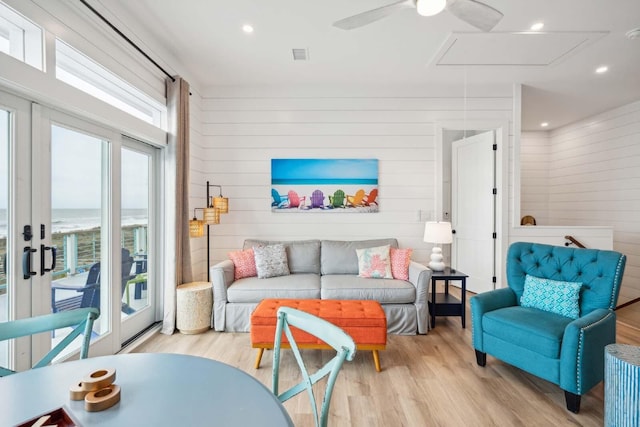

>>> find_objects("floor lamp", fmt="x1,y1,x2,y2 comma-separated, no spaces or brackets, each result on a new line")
188,181,229,281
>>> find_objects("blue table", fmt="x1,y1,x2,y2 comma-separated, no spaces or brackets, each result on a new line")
0,353,293,426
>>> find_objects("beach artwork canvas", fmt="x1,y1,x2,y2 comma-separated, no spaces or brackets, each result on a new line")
271,159,379,213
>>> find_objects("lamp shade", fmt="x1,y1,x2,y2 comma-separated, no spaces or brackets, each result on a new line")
203,207,220,225
416,0,446,16
189,219,204,238
423,221,453,244
213,196,228,214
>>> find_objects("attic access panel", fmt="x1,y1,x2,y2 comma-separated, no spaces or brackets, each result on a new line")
431,32,608,66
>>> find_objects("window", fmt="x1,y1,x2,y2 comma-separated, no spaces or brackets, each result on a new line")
0,2,43,70
55,40,167,129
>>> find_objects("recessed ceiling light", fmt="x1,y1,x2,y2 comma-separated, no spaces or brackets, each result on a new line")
595,65,608,74
540,122,549,128
530,22,544,31
242,24,254,33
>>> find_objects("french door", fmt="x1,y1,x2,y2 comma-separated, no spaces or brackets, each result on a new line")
1,89,159,371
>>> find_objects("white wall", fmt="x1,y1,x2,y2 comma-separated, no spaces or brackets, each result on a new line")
198,86,514,271
536,101,640,305
520,131,550,225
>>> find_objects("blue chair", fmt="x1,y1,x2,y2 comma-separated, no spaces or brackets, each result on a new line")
52,248,136,316
272,307,356,427
0,307,99,376
471,242,626,413
271,189,289,208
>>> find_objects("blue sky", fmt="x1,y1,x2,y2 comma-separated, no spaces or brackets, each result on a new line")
272,159,378,181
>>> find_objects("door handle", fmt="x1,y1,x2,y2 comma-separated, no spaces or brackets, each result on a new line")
452,229,456,234
41,244,57,275
22,247,37,279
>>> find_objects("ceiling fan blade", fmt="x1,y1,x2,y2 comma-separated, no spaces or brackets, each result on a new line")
446,0,503,32
333,0,414,30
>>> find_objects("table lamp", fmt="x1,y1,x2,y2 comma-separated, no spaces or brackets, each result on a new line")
423,221,453,271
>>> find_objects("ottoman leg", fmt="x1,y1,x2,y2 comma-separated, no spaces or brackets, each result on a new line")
372,350,381,372
254,348,265,369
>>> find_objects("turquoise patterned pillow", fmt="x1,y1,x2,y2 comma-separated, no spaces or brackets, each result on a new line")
520,275,582,319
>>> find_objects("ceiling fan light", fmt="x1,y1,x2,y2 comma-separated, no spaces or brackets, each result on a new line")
416,0,447,17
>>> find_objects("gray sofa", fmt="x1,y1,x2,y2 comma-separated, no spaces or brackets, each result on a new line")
210,238,432,335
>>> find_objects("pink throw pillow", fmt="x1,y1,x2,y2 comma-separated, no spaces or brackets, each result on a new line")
390,248,413,280
228,248,257,280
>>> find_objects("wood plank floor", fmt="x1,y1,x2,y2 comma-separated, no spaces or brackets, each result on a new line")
133,294,640,427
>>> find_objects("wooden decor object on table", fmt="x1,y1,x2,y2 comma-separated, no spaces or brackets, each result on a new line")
177,281,213,334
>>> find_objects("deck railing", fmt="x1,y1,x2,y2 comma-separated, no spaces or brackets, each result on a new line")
0,225,147,291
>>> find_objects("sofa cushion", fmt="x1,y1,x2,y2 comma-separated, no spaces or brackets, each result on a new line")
390,247,413,280
482,306,573,359
228,248,257,280
244,239,320,274
321,239,399,275
253,244,290,279
520,274,582,319
227,274,321,303
356,245,393,279
321,275,415,304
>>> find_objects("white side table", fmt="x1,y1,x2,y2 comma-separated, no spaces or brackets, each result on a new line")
605,343,640,426
176,281,213,334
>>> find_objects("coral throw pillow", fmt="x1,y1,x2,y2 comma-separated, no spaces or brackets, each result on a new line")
228,248,257,280
356,245,393,279
390,247,413,280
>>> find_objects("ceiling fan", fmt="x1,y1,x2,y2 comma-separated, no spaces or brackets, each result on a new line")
333,0,504,32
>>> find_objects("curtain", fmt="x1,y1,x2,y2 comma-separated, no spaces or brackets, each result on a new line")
162,76,192,335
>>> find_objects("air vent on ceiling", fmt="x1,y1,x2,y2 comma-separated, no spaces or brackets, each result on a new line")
292,48,309,61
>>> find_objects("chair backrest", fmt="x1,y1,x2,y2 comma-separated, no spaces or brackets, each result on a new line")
288,190,301,207
80,262,102,309
272,307,356,427
364,188,378,205
311,190,324,208
272,188,283,206
507,242,626,314
330,189,345,207
0,307,99,376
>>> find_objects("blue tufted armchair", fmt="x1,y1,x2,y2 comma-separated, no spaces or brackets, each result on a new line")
471,242,626,413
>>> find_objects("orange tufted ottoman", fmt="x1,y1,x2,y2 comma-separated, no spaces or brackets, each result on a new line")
251,299,387,372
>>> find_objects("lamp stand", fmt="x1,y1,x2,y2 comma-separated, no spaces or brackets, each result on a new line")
428,246,445,271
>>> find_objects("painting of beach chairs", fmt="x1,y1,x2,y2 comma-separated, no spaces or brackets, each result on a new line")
271,159,379,213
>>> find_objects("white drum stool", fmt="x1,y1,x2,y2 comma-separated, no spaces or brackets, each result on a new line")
176,281,213,334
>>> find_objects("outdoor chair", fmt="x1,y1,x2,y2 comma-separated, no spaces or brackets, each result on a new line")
271,189,289,208
287,190,306,208
310,190,325,208
346,189,365,207
272,306,356,427
328,189,345,208
0,307,99,376
362,188,378,206
52,248,136,316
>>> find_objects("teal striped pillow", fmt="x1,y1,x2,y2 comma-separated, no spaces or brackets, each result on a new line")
520,275,582,319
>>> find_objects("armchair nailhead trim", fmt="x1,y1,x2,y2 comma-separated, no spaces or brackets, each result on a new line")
609,255,626,309
576,311,614,393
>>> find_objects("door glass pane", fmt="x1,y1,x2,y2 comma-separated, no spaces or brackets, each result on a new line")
0,108,9,367
121,147,149,317
50,125,107,349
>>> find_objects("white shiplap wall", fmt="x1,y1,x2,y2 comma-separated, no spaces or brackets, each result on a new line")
547,100,640,304
195,86,514,273
520,131,551,225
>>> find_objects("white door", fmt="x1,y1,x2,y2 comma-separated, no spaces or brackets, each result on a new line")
451,131,495,294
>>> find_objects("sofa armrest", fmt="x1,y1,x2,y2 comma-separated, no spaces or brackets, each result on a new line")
210,260,235,331
470,288,517,351
560,308,616,395
408,260,431,334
